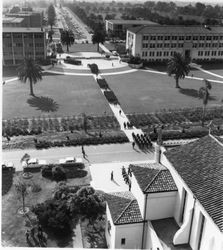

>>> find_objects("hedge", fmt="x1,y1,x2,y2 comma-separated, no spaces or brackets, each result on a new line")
35,134,129,149
104,90,119,105
97,78,110,89
88,63,99,74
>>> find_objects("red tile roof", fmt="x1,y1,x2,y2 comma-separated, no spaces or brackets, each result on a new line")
105,192,143,225
164,135,223,232
130,163,177,193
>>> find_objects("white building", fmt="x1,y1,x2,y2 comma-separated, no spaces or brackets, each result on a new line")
103,135,223,249
126,25,223,61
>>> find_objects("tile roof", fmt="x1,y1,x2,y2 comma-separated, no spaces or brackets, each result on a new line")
164,135,223,232
130,163,177,193
128,25,223,34
105,192,143,225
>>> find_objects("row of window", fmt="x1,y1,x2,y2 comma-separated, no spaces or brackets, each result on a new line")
142,50,223,57
4,43,44,48
142,42,223,49
3,33,44,39
3,51,44,56
143,35,223,41
198,50,223,56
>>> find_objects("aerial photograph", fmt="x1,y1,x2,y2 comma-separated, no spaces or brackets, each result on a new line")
1,0,223,249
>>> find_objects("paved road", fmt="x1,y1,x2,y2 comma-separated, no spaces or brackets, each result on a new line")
2,143,154,171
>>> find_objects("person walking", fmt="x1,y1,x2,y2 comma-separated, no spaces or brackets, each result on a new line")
111,171,113,181
119,110,122,116
132,141,135,149
124,122,126,129
82,145,87,158
129,182,132,191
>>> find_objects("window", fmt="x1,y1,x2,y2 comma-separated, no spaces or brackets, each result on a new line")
121,238,126,245
157,36,163,40
213,36,218,40
186,36,191,40
193,43,198,48
143,35,149,40
211,51,216,56
200,36,205,40
13,33,22,38
206,36,212,40
198,213,205,250
178,43,183,48
151,36,156,40
164,36,170,40
193,36,198,40
35,33,43,39
164,43,169,48
180,189,187,223
205,51,210,56
3,33,11,38
198,51,203,56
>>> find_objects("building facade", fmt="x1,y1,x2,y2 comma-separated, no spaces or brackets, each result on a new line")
126,25,223,61
105,19,157,39
103,135,223,249
3,27,46,65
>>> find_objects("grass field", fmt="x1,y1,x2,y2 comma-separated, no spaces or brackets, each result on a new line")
105,70,223,114
3,74,112,119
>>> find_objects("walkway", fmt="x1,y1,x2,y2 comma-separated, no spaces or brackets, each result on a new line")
94,74,144,142
72,222,83,248
190,63,223,79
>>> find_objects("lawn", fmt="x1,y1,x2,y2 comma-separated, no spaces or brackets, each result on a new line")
104,70,223,114
2,168,91,247
3,74,112,119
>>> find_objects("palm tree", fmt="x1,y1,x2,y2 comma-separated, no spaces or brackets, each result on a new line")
60,29,75,52
17,58,43,96
167,52,190,88
199,79,212,126
92,30,105,52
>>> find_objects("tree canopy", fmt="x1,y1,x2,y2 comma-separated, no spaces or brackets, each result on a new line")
92,30,105,52
47,4,56,30
60,29,75,52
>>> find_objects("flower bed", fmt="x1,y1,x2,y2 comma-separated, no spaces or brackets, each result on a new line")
88,63,99,74
103,90,119,105
2,115,120,137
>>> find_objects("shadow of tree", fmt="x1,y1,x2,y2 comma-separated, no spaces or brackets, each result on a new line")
179,88,216,101
27,96,59,112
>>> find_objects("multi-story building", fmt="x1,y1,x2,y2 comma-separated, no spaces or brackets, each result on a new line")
126,25,223,61
105,19,158,39
3,27,46,65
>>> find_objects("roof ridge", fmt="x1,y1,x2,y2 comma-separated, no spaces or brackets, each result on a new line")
210,134,223,147
115,199,134,224
144,170,161,192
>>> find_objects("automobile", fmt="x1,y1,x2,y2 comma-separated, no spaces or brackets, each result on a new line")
22,158,47,168
59,157,83,164
112,51,119,56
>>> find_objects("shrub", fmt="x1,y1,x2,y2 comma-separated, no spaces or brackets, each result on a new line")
129,56,142,64
52,166,67,182
41,165,53,179
97,78,109,89
66,169,88,179
88,63,99,74
104,90,119,104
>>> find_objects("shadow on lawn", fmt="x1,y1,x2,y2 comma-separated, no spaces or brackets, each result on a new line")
179,88,216,101
27,96,59,112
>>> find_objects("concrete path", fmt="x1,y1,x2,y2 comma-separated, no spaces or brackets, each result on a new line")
72,222,83,248
191,64,223,79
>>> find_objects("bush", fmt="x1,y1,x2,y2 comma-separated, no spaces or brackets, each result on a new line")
88,63,99,74
41,165,53,179
66,169,88,179
97,78,109,89
32,183,42,193
129,56,142,64
52,166,67,182
64,57,82,65
104,90,119,104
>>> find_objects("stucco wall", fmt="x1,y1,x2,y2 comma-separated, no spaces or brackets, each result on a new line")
105,204,116,249
115,223,143,249
147,191,177,220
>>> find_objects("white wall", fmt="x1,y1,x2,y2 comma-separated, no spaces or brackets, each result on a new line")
145,221,163,250
147,191,177,220
131,174,145,216
115,223,143,249
105,204,116,249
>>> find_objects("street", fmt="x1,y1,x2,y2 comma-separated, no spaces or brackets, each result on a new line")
2,143,154,171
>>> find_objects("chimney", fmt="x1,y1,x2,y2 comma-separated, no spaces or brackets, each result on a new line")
154,127,163,163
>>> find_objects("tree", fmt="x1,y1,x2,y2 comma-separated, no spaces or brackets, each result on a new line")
15,180,29,213
17,58,43,96
92,30,105,52
167,53,190,88
199,79,212,127
71,186,105,224
60,29,75,52
47,4,56,30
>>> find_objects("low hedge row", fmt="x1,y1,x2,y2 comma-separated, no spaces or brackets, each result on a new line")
104,90,119,105
35,134,129,149
97,78,109,89
41,164,87,180
147,127,223,141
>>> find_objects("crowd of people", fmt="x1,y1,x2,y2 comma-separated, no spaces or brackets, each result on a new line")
132,132,152,149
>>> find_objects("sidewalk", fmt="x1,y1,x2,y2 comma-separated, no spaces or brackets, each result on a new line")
72,222,83,248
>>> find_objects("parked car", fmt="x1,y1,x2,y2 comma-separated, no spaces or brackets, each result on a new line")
64,57,82,65
59,156,83,164
22,158,47,168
